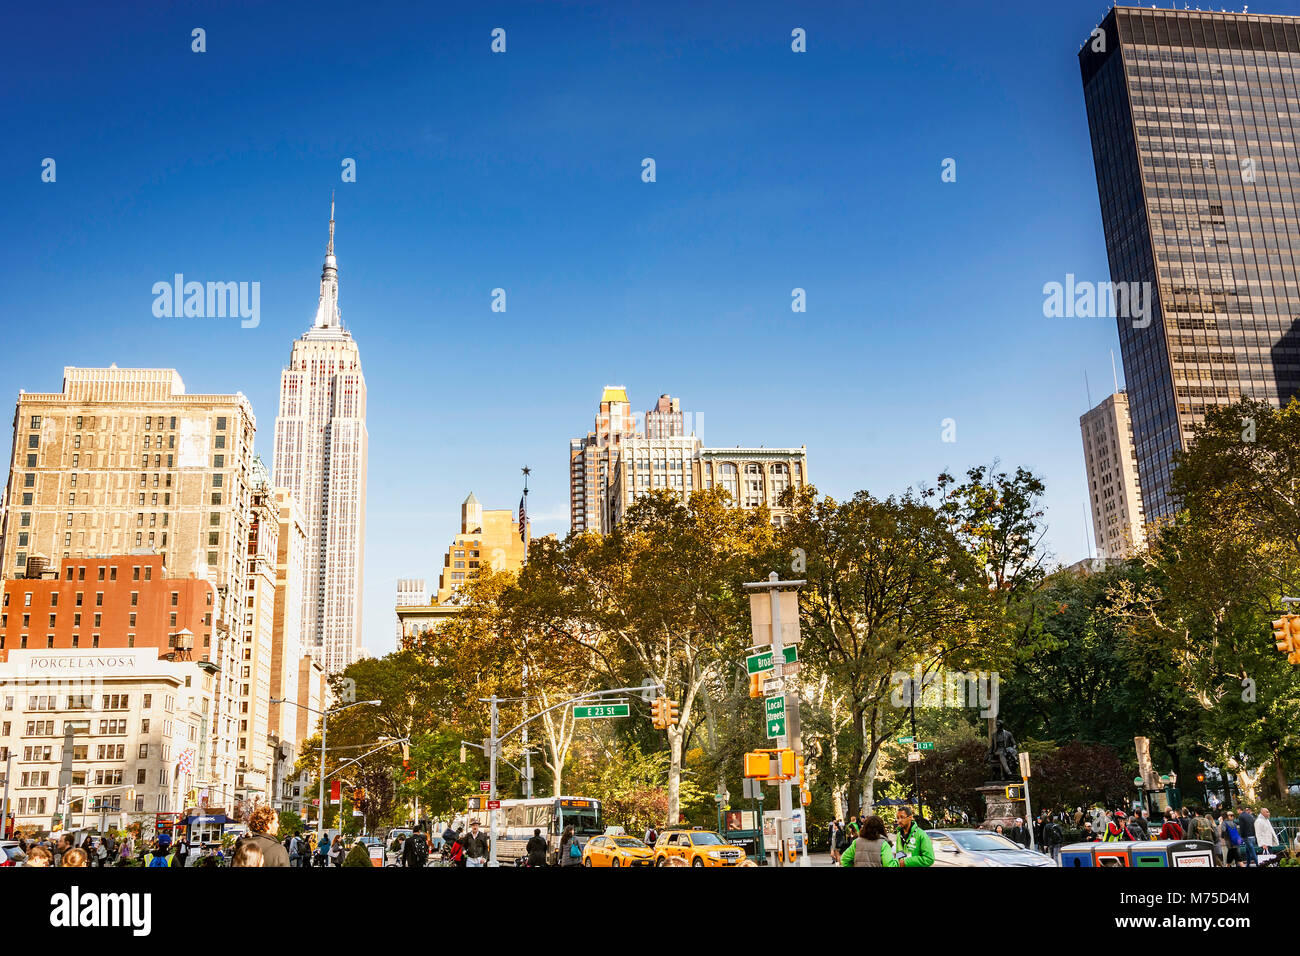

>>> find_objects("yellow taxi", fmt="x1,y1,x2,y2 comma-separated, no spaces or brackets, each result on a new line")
582,834,655,867
653,829,748,867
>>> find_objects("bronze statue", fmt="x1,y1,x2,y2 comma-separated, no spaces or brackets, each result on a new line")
987,719,1020,781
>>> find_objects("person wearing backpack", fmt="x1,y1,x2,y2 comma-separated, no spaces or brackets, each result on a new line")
402,825,430,868
144,840,176,867
1224,812,1245,866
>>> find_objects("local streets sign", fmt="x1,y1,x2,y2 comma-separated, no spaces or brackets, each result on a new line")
746,645,799,675
764,695,787,739
573,703,630,719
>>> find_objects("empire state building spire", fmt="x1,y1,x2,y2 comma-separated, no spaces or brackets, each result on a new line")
313,193,341,330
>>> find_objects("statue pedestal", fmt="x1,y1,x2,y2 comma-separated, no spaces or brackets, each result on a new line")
978,782,1023,830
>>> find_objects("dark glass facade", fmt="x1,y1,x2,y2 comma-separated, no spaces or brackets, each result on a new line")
1080,7,1300,521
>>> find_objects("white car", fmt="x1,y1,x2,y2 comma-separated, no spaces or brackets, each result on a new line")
927,828,1058,867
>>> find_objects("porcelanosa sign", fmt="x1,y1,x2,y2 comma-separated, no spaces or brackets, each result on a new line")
9,649,156,677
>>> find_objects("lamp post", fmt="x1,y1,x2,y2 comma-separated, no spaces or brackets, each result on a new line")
271,698,380,844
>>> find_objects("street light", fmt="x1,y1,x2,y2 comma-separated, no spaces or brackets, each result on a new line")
270,697,381,843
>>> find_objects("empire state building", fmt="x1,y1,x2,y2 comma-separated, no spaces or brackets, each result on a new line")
272,199,368,673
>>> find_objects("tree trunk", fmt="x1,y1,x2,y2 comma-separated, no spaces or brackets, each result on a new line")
1274,751,1288,800
846,703,867,818
666,725,683,825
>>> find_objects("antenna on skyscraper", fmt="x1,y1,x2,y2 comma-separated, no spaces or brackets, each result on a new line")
1085,369,1093,409
1111,350,1120,393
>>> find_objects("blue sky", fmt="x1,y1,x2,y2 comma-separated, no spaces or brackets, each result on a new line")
6,0,1290,655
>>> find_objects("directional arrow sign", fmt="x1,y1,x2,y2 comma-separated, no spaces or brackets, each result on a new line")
764,695,787,739
746,645,799,675
573,703,630,719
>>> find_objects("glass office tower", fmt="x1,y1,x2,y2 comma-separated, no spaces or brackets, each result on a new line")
1080,7,1300,522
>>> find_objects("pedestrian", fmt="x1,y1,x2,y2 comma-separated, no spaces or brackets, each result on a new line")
1191,807,1214,843
1223,812,1244,866
53,832,73,866
644,824,658,848
892,807,934,868
839,814,898,867
1158,810,1183,841
231,841,264,867
175,836,189,868
526,828,549,867
1237,806,1259,866
143,840,176,867
314,833,330,868
402,824,430,868
1008,817,1030,849
329,834,344,866
1256,808,1279,860
25,845,53,867
60,847,88,868
1043,814,1063,863
1081,821,1097,842
288,831,303,868
235,804,291,867
559,824,581,867
119,835,133,865
462,818,490,867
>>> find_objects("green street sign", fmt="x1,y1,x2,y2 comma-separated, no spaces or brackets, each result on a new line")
915,741,935,751
573,703,630,719
897,736,914,744
745,645,799,675
764,695,787,739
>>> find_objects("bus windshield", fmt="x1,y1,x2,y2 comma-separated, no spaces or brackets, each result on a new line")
558,800,603,835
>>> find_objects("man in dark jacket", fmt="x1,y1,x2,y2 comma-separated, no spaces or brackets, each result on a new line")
1237,807,1259,866
525,828,548,867
238,805,291,867
402,826,429,868
461,819,490,866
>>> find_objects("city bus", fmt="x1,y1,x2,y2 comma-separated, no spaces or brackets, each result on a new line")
467,796,603,865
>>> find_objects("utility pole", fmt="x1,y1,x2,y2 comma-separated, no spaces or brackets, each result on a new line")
520,467,532,800
744,572,806,867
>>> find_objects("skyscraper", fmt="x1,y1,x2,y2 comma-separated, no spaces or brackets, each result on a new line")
1080,391,1147,559
568,386,635,534
272,201,368,674
0,365,260,805
1080,7,1300,522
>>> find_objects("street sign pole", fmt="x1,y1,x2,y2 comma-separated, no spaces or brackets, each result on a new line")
745,571,806,867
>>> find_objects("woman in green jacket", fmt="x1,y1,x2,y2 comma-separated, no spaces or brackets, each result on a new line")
839,815,898,867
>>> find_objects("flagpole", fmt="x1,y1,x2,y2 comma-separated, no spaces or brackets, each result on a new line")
521,466,531,560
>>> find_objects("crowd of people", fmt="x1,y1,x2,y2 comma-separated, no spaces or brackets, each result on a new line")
829,806,936,868
828,803,1287,867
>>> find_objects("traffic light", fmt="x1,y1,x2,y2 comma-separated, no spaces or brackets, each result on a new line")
749,673,763,699
126,789,135,802
1005,785,1024,800
666,699,680,727
458,743,466,764
1273,614,1300,663
796,755,805,787
402,758,415,782
352,787,365,803
650,697,667,729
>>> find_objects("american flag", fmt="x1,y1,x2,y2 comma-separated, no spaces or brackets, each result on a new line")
518,495,527,542
178,748,195,774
